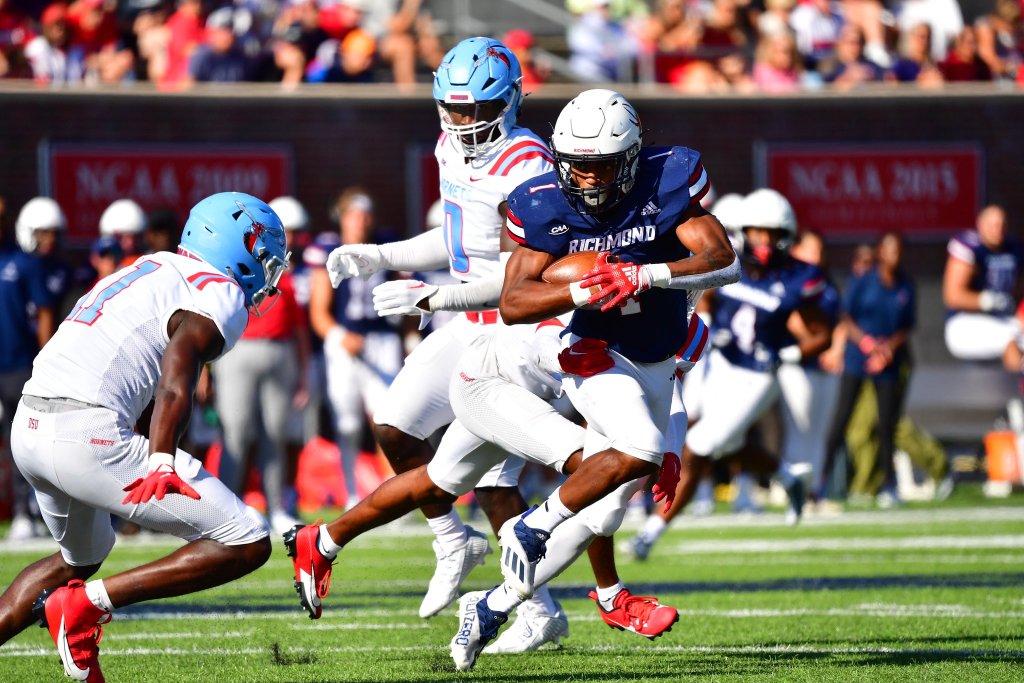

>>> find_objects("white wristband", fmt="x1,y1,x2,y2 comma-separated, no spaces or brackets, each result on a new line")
778,345,803,364
148,452,175,472
569,281,592,308
645,263,673,288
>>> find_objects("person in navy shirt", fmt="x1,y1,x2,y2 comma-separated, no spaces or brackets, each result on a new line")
822,232,916,507
944,204,1023,361
446,89,739,663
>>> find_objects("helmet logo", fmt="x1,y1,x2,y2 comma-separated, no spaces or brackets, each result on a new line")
487,47,510,68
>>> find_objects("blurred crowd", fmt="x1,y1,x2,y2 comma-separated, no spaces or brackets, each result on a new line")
0,0,1021,90
2,183,1020,541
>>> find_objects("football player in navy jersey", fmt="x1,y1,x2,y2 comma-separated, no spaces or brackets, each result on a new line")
944,204,1023,361
442,88,740,667
630,189,834,557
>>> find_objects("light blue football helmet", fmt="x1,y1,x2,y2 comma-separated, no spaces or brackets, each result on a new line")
433,36,523,158
179,192,289,312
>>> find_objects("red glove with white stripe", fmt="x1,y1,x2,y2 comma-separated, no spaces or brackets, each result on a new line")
652,452,681,513
122,453,201,505
557,338,615,377
579,252,653,312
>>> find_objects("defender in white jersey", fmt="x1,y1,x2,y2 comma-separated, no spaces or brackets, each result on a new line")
0,193,285,682
292,37,555,621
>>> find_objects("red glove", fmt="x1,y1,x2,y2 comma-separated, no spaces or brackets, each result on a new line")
652,452,681,513
858,335,877,355
122,460,201,505
557,338,615,377
579,252,652,312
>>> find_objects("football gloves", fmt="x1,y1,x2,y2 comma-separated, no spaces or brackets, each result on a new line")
326,244,383,286
579,252,654,312
371,279,437,330
652,452,681,513
122,453,201,505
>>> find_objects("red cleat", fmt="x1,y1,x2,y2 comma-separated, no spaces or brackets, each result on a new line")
33,579,111,683
283,523,334,619
588,588,679,639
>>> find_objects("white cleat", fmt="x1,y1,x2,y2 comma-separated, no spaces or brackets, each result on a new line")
497,514,548,601
419,526,492,618
450,590,508,672
483,598,568,654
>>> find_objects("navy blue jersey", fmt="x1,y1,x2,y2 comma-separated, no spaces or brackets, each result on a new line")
506,145,710,362
946,230,1024,316
713,255,826,372
843,267,915,379
0,245,52,373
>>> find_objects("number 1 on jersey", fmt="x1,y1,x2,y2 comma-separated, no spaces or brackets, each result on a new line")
67,260,162,325
443,200,470,274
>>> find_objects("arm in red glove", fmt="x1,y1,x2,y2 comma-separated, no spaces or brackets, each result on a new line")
122,452,201,505
578,252,654,312
651,452,681,513
557,338,615,377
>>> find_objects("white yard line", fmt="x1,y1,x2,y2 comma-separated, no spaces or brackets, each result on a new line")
665,534,1024,554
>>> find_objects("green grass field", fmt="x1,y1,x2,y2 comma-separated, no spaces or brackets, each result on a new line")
2,485,1023,682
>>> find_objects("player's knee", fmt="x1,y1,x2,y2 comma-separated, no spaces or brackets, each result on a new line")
242,536,273,569
69,561,103,583
373,422,429,469
581,506,626,537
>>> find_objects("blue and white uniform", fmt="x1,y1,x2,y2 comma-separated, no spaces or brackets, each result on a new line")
945,229,1023,360
686,255,826,458
507,145,711,465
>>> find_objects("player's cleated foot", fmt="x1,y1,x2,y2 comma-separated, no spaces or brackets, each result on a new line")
284,523,334,619
450,590,508,672
497,511,549,600
630,533,654,561
419,526,492,618
34,579,111,683
482,598,568,654
589,588,679,640
784,478,806,527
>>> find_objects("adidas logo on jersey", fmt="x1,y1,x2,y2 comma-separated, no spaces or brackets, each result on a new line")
641,201,661,216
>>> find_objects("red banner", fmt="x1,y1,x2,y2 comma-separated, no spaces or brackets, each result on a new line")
760,145,982,236
45,144,292,241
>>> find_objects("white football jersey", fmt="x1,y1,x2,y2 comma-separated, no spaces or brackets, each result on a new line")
435,125,553,282
24,251,248,426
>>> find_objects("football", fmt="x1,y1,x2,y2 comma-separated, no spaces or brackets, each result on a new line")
541,250,607,284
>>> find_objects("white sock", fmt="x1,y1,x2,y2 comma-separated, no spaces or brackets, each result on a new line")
596,581,625,611
639,514,667,543
318,524,342,560
523,488,575,535
533,516,594,587
776,462,797,489
84,579,114,613
485,583,521,614
526,585,558,615
425,509,467,554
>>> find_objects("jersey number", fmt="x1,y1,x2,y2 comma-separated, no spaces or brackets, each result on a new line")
730,303,757,353
442,200,470,274
67,261,162,325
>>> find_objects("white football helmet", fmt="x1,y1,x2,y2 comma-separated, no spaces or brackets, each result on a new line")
99,199,147,236
15,196,66,253
740,188,797,264
550,88,641,215
269,196,310,232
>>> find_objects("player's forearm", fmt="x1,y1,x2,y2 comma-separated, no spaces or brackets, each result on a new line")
377,227,451,272
148,384,193,455
644,253,740,291
425,254,509,312
499,280,577,324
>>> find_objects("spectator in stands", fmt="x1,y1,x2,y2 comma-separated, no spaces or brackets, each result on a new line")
361,0,444,88
67,0,132,83
24,3,87,83
639,0,700,57
187,6,258,83
699,0,749,57
757,0,797,39
503,28,548,92
2,196,55,541
752,28,809,92
837,0,891,68
790,0,842,73
896,0,964,64
0,0,35,78
939,25,993,81
821,232,915,508
975,0,1023,81
820,23,887,88
890,22,944,85
308,0,377,83
157,0,202,88
567,0,638,82
308,187,403,510
211,240,309,535
944,204,1023,361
